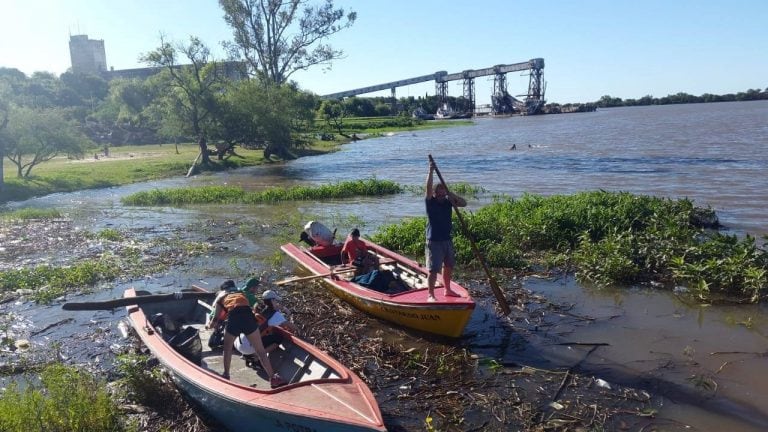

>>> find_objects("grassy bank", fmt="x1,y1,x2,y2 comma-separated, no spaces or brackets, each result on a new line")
0,119,472,205
0,142,280,204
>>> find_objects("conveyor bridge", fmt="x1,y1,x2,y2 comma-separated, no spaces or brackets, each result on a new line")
321,58,545,115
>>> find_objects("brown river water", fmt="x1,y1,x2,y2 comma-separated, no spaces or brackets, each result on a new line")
2,100,767,431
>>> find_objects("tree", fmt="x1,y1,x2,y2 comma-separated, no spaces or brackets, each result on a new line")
4,107,90,178
0,83,10,191
141,36,225,168
318,99,345,135
220,0,356,84
216,80,316,160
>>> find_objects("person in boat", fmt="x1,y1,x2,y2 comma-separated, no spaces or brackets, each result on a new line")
341,228,369,266
235,289,298,368
425,158,467,301
205,279,237,349
207,285,286,387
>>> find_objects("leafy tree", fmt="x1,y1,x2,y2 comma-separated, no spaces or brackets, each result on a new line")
22,72,60,108
0,83,10,190
4,107,90,178
343,97,375,117
59,71,109,111
317,99,345,134
220,0,356,84
216,80,316,159
141,36,225,167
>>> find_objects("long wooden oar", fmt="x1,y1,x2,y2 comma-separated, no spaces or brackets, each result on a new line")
275,267,357,286
428,154,511,315
62,291,216,311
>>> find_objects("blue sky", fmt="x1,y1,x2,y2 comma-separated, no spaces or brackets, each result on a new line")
1,0,766,104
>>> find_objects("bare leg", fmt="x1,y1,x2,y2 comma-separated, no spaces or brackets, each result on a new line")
427,271,438,301
222,332,236,377
244,330,275,377
443,265,460,297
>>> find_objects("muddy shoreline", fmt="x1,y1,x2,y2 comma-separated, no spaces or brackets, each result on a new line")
1,217,762,431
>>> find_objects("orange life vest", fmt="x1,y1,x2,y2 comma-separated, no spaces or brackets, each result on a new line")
220,292,249,311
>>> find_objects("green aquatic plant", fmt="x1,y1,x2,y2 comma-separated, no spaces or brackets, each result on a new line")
372,190,767,303
0,257,122,303
121,178,402,206
0,208,61,220
0,364,124,432
95,228,124,242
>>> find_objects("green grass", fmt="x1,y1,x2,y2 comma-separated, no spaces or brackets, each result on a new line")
0,141,311,204
121,178,403,206
0,208,62,220
0,364,125,432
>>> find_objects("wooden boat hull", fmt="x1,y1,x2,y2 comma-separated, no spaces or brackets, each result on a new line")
281,239,475,338
124,287,386,432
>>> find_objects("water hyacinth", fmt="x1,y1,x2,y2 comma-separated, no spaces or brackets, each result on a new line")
372,191,768,303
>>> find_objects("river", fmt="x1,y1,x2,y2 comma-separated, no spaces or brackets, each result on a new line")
3,100,767,431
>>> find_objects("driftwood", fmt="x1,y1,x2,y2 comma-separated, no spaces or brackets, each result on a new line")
186,152,202,177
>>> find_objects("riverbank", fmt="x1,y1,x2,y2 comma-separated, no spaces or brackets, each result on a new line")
0,121,473,205
0,214,666,432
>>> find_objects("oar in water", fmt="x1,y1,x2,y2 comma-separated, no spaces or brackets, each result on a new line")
275,267,357,286
62,291,217,311
428,154,512,315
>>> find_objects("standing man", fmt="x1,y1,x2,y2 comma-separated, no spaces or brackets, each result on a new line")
425,158,467,301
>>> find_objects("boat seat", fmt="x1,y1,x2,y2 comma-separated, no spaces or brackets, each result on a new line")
289,353,316,384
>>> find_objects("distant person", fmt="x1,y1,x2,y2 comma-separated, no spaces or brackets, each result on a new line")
207,285,286,387
510,144,516,150
425,157,466,301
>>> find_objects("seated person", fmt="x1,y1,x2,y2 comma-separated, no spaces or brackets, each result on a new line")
235,290,296,368
341,228,368,266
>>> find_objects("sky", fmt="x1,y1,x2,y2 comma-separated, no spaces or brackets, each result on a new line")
1,0,766,104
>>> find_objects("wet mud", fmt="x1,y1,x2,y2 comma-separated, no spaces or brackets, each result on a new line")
2,217,766,431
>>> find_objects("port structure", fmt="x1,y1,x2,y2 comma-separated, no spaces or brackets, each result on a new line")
321,58,545,115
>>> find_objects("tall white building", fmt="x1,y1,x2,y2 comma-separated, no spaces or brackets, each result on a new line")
69,34,107,75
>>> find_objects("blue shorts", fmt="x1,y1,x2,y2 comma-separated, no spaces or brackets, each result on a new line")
426,240,455,273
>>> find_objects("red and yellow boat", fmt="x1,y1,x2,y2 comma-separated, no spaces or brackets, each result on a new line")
281,236,475,338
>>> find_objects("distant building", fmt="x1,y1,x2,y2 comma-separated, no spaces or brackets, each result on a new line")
68,34,245,81
69,34,107,75
105,61,247,82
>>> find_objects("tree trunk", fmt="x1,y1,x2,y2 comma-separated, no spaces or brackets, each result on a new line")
0,148,4,192
198,135,211,165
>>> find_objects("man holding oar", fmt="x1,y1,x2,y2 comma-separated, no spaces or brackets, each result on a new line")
425,157,467,301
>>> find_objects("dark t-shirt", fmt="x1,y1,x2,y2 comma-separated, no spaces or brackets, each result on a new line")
425,197,453,241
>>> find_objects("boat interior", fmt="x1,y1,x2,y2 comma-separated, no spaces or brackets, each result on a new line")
304,243,434,290
134,291,340,390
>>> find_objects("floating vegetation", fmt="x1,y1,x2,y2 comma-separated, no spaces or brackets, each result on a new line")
120,178,402,206
0,220,215,303
0,208,61,221
373,191,768,302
